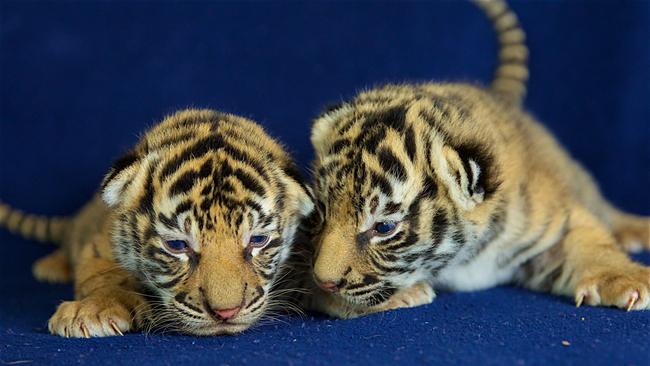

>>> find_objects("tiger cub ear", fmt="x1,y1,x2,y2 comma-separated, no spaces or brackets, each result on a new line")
279,164,315,218
101,150,142,207
439,145,491,210
311,102,352,155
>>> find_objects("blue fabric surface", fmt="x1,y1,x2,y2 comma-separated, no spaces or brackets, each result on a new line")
1,1,648,365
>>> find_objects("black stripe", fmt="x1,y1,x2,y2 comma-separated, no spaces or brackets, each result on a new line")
360,127,386,153
160,134,223,180
346,274,379,290
431,209,448,246
221,144,270,182
169,171,198,196
138,165,155,213
328,139,348,154
153,132,196,150
386,230,417,251
159,273,184,289
247,299,265,314
246,294,264,310
376,231,405,249
102,150,139,189
370,172,393,196
366,286,396,306
169,159,213,196
174,200,193,216
422,175,438,198
377,147,407,181
244,199,264,215
233,169,266,196
336,113,357,136
404,125,416,162
264,238,284,250
384,202,401,215
158,213,178,230
374,106,406,132
454,142,499,198
349,286,381,297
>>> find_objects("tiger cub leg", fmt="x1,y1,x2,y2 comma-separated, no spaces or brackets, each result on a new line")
33,249,72,283
521,206,650,311
309,281,435,319
610,210,650,253
48,236,146,337
368,281,436,313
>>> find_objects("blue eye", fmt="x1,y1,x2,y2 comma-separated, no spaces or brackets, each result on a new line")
248,235,270,248
164,240,189,253
374,222,397,235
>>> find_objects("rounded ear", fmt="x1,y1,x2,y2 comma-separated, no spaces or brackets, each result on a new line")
436,144,497,211
311,102,352,156
100,150,142,207
294,182,316,218
280,164,315,218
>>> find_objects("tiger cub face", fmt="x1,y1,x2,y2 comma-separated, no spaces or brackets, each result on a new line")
101,109,313,335
310,84,505,308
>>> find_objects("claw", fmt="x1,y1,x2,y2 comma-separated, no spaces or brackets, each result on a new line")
575,292,585,308
626,290,639,312
109,319,124,336
80,323,90,338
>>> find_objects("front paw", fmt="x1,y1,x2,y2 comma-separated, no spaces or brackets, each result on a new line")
48,297,132,337
373,281,436,312
575,266,650,311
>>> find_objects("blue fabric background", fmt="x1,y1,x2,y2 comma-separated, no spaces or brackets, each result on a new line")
0,1,648,365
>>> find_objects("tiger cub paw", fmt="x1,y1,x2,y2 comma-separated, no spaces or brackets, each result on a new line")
33,249,72,284
376,281,436,311
575,267,650,311
48,297,132,337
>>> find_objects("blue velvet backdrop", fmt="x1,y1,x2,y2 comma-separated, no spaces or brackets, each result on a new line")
1,1,648,365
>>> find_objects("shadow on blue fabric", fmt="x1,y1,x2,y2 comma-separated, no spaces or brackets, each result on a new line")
0,1,648,365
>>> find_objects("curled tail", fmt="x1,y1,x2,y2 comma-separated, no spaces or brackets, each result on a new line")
473,0,529,106
0,201,70,244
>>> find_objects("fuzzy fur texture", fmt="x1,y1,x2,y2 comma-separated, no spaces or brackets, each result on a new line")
306,0,650,318
1,109,313,337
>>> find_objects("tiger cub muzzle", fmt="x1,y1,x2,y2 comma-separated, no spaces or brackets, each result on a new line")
312,229,396,307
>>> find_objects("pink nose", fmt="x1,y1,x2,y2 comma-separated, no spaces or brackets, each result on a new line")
214,306,241,320
318,281,340,293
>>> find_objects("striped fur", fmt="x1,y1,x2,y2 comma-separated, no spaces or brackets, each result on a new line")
0,202,70,243
474,0,528,106
2,109,313,337
307,1,650,318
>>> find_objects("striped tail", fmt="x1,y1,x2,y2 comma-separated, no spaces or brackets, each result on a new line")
0,201,70,244
473,0,529,106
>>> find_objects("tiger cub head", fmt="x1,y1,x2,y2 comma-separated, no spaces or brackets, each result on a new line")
101,109,313,335
309,84,508,308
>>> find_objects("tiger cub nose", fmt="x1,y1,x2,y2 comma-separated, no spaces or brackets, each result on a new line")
315,277,342,293
320,282,340,292
214,306,241,320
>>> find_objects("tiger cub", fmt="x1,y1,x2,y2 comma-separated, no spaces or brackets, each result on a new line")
0,109,314,337
306,0,650,318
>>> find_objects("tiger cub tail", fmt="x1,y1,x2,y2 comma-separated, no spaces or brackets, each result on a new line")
473,0,529,106
0,201,70,244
